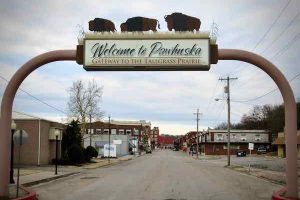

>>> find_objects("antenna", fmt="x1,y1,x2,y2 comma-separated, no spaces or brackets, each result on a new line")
76,24,85,43
210,21,219,40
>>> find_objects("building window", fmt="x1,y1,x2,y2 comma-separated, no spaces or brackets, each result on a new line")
217,134,223,141
255,134,261,141
111,129,117,135
96,129,102,134
103,129,109,134
126,129,131,135
224,145,240,149
118,129,124,135
240,134,247,141
232,134,236,139
87,129,94,134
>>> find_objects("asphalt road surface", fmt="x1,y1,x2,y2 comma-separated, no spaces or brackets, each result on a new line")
33,150,281,200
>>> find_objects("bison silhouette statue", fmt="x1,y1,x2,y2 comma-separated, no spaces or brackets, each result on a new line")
164,12,201,32
120,17,160,32
89,18,116,32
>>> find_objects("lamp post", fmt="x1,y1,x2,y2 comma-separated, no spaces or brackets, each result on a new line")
54,129,60,175
10,120,17,184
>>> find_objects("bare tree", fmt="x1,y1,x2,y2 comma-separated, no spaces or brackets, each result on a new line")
67,80,104,134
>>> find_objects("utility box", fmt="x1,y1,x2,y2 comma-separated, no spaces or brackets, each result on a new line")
104,144,117,158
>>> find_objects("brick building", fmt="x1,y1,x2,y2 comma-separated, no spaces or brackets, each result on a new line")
150,127,159,149
86,120,151,139
85,120,152,155
180,129,271,155
158,135,175,149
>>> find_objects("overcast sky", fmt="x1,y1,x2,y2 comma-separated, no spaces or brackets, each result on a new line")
0,0,299,135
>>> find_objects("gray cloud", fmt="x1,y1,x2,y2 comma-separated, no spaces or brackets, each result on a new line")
0,0,299,135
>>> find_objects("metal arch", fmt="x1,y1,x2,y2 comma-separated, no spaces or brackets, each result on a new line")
0,50,76,198
0,48,297,199
218,49,297,198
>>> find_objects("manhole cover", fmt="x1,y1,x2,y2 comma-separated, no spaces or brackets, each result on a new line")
164,198,187,200
164,199,187,200
80,176,98,179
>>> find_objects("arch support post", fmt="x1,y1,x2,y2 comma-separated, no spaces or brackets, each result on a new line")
0,50,76,199
218,49,298,199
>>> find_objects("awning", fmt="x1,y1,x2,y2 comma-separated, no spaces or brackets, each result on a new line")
272,136,300,145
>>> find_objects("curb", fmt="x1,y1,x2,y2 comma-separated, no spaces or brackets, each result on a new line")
83,157,133,169
272,188,297,200
22,172,80,187
226,165,285,185
101,157,133,168
19,157,133,189
12,185,36,200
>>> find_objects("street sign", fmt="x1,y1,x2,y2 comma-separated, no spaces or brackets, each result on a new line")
248,143,254,150
113,140,122,145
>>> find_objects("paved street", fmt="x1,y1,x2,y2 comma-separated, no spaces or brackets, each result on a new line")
32,150,281,200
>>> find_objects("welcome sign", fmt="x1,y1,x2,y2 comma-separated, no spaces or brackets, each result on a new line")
83,33,210,71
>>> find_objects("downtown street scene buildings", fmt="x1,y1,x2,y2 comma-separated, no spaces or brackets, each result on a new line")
1,1,300,200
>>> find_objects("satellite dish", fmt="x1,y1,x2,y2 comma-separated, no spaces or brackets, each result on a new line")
13,130,29,145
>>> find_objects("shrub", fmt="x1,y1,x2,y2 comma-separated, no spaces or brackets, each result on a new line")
84,146,98,162
67,144,84,163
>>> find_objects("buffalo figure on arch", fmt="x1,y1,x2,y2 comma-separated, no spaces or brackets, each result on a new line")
120,17,160,32
164,12,201,32
89,18,116,32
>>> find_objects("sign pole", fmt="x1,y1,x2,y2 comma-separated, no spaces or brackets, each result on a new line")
108,115,111,164
16,130,22,198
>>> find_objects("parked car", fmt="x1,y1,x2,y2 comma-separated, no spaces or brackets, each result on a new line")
236,150,246,157
257,147,267,154
146,146,152,154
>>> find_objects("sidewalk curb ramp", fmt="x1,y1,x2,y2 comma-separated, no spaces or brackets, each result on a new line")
22,172,79,187
12,185,36,200
272,188,297,200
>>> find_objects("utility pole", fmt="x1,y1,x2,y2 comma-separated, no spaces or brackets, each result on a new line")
193,109,202,159
139,123,142,155
89,114,92,146
108,115,111,163
219,76,238,166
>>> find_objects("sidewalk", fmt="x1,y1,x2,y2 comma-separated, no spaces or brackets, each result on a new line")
227,165,286,185
10,154,134,191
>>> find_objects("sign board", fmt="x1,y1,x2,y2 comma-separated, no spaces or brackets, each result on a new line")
248,143,254,150
103,144,116,157
83,33,210,71
113,140,122,145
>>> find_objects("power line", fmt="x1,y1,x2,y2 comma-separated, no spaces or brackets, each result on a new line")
259,11,300,55
0,74,68,116
237,72,300,103
231,29,300,90
205,80,220,113
227,0,292,76
252,0,292,51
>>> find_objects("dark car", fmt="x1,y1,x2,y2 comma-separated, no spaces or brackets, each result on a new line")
146,146,152,154
257,147,267,154
236,150,246,157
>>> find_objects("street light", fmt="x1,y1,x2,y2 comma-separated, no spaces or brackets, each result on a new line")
10,120,17,184
54,129,60,175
